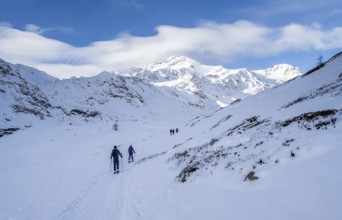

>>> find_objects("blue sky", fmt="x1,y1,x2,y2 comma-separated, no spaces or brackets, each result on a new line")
0,0,341,78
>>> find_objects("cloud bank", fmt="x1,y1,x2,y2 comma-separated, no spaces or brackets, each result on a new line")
0,20,341,79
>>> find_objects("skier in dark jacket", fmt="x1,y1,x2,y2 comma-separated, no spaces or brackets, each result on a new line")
128,145,135,163
110,146,123,174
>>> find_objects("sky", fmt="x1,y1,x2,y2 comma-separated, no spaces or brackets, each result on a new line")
0,0,341,78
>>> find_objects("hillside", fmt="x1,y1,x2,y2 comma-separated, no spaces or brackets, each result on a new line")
0,54,341,220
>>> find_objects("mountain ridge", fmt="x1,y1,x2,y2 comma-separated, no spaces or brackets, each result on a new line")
0,56,302,129
121,56,302,106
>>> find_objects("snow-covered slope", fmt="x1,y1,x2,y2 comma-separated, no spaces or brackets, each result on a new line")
1,53,341,220
169,54,342,183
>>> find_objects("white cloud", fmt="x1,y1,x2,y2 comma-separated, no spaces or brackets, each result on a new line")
0,26,73,62
25,24,42,33
25,24,74,35
0,21,341,79
274,24,342,52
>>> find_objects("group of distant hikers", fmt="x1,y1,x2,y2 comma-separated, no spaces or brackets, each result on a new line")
110,145,135,174
170,128,179,135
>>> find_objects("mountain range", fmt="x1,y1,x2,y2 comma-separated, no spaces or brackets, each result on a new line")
0,56,301,132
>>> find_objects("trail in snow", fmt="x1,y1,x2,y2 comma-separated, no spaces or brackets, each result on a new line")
37,116,184,220
58,175,101,220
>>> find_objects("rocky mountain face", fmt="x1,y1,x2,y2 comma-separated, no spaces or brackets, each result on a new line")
0,59,55,122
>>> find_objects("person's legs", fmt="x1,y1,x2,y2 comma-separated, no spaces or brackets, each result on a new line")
114,158,119,172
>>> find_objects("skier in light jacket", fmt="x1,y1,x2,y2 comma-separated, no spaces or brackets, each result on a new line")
128,145,136,163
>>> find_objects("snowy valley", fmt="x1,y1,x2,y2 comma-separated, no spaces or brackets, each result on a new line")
0,54,341,220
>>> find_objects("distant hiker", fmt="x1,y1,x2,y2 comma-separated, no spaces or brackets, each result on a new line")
128,145,136,163
110,146,123,174
176,128,179,133
113,120,118,131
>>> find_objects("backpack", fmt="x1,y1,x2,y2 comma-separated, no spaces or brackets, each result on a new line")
128,146,134,154
111,149,120,158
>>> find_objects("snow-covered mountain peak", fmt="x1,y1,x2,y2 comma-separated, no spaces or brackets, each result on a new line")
121,56,302,106
130,55,301,81
143,55,201,71
255,64,301,83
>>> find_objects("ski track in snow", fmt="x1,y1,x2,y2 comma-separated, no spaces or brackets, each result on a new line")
103,163,144,220
105,173,127,220
58,175,101,220
56,157,144,220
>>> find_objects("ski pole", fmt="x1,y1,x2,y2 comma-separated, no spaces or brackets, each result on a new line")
121,157,123,171
110,158,112,172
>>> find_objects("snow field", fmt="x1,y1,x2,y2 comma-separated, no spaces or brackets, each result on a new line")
2,112,341,220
